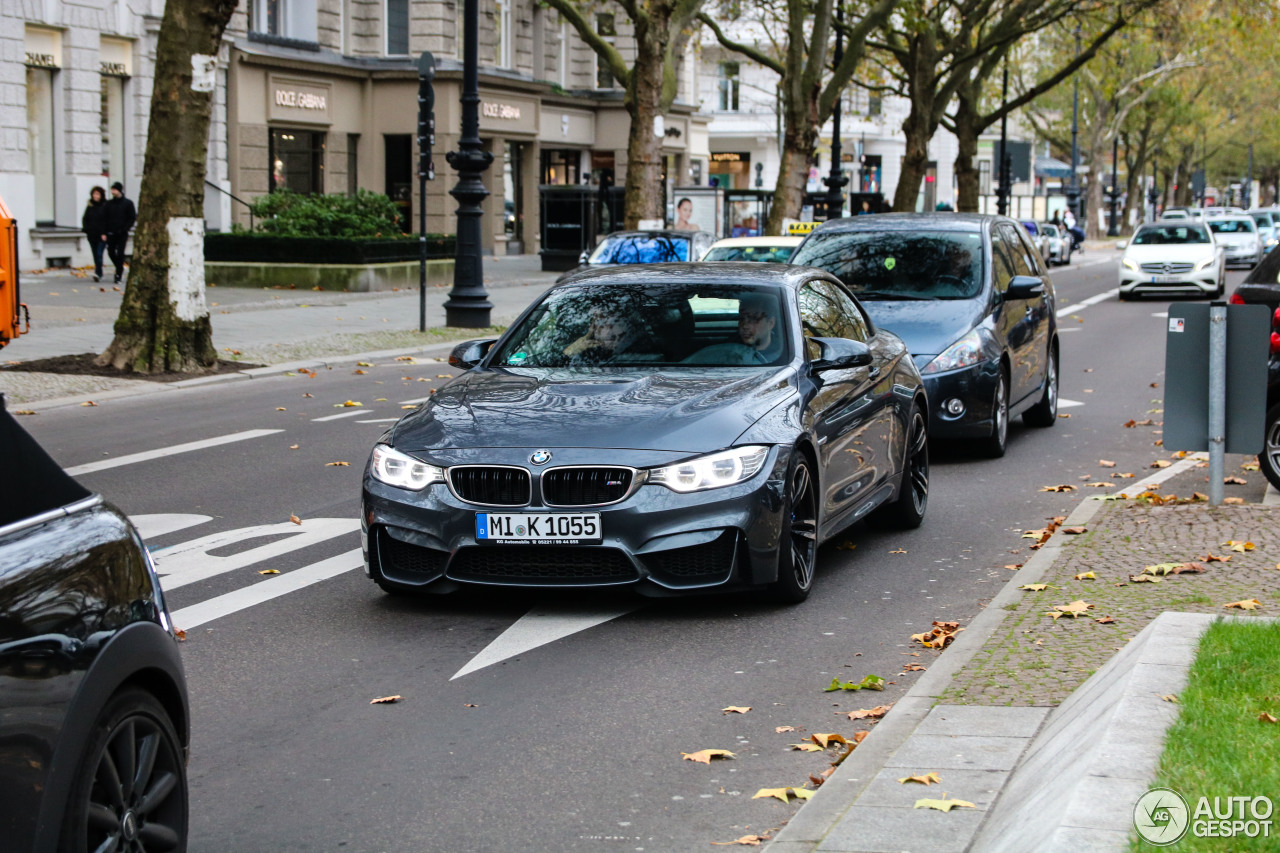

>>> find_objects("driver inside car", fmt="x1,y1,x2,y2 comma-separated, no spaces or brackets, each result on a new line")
736,292,784,363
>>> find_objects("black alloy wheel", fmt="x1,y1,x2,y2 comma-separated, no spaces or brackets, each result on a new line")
769,454,819,603
61,689,188,853
1023,345,1059,427
871,405,929,529
981,368,1010,458
1261,404,1280,492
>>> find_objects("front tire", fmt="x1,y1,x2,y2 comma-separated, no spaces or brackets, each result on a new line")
980,368,1010,458
60,688,188,853
1260,403,1280,492
871,405,929,529
1023,345,1059,427
768,453,819,603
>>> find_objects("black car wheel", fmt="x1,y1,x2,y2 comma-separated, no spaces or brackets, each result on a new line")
1023,345,1059,427
1261,404,1280,492
871,405,929,529
61,688,188,853
981,368,1009,458
769,454,818,603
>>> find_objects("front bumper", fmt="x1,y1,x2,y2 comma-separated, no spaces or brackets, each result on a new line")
1118,266,1217,297
1221,249,1259,267
361,447,791,595
920,360,1001,440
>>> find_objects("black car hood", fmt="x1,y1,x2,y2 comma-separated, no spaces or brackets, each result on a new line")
391,367,796,453
861,296,989,357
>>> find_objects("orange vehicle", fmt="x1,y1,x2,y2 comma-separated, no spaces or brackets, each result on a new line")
0,194,27,347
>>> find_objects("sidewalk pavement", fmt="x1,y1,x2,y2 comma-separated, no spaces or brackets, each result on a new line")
768,461,1280,852
2,253,559,405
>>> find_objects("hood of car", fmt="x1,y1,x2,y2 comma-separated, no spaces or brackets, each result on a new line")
1124,244,1218,263
861,296,990,358
390,367,796,454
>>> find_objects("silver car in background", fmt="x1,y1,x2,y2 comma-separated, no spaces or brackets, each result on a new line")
1206,216,1262,268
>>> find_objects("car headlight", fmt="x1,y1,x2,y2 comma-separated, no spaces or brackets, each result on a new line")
1194,256,1216,271
921,328,989,375
647,446,769,493
1122,258,1140,271
1267,238,1278,247
370,444,445,490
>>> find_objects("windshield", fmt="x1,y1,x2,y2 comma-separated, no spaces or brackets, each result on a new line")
489,283,792,368
790,230,985,299
1250,213,1273,228
589,234,691,264
1207,219,1255,234
1132,225,1211,245
703,244,796,263
1040,224,1059,237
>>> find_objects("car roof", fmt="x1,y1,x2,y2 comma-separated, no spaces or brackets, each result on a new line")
806,211,992,235
553,261,829,292
708,236,804,248
601,230,697,239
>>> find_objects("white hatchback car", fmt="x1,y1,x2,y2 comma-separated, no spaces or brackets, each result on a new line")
1206,216,1262,268
1118,221,1224,301
701,236,804,263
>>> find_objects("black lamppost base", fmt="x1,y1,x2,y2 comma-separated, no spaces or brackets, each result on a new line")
444,299,496,328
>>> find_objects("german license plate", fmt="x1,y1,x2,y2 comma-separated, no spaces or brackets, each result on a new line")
1150,275,1180,283
476,512,602,544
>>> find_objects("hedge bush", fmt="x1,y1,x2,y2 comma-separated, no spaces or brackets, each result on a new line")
245,189,406,238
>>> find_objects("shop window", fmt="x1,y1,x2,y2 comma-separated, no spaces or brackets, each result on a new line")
27,66,56,225
541,149,580,185
347,134,360,197
868,92,881,116
100,75,126,181
860,154,881,193
270,129,325,195
596,14,617,89
718,62,739,112
504,141,523,241
384,134,412,232
386,0,409,55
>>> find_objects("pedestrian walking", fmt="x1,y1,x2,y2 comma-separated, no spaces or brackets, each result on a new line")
104,182,137,284
81,186,109,282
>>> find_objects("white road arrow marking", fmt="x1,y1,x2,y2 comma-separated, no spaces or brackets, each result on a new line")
153,517,360,590
66,429,283,476
451,604,640,680
169,548,363,630
1058,398,1085,408
131,514,212,541
313,410,369,422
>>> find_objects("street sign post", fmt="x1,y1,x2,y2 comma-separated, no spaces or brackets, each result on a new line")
417,51,436,333
1163,302,1270,504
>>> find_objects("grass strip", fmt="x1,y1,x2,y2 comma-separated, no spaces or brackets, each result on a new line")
1133,619,1280,851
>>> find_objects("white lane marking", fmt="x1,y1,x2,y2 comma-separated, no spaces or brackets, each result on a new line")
398,396,431,405
154,518,360,590
1056,288,1119,319
451,604,640,680
356,418,401,423
1058,398,1085,408
1109,453,1208,498
169,548,363,630
65,429,283,476
313,410,369,422
1152,311,1169,318
131,514,212,541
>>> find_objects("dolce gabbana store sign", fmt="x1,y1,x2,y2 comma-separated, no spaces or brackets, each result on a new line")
268,75,332,124
478,90,537,135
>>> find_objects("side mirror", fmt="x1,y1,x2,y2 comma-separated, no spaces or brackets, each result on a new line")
810,337,873,372
1115,240,1128,250
1005,275,1045,301
578,250,590,264
448,339,497,370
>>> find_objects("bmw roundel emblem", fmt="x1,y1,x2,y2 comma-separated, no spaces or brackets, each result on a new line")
530,450,552,465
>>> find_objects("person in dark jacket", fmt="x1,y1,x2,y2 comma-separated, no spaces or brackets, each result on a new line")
104,181,137,284
81,186,109,282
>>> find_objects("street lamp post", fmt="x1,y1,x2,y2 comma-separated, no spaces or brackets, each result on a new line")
997,62,1009,217
1066,28,1082,225
443,0,493,328
822,6,847,219
1245,142,1254,208
1106,135,1120,237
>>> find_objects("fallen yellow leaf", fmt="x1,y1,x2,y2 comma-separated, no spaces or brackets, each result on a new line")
790,743,824,752
1224,497,1245,505
710,835,771,847
681,749,736,764
753,787,794,803
775,726,796,733
258,569,280,575
276,407,287,411
337,400,363,407
1020,584,1050,592
1260,713,1278,724
1224,599,1261,611
289,514,302,525
1225,541,1255,552
81,400,98,407
357,362,374,367
898,772,941,786
1099,459,1117,467
1151,459,1172,468
325,461,351,467
370,695,402,704
846,704,893,721
810,733,849,748
915,797,976,812
722,706,752,714
1073,572,1096,580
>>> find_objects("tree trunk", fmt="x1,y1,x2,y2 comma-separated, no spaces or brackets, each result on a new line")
892,42,937,213
953,91,981,213
622,27,668,230
765,75,820,235
98,0,235,373
1084,127,1109,239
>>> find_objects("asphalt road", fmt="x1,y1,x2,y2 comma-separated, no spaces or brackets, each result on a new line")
20,256,1263,852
